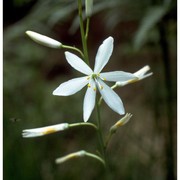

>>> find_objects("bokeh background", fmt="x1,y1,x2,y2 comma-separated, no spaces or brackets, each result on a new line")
3,0,177,179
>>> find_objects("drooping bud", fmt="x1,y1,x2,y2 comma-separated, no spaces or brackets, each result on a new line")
26,31,62,48
55,150,105,165
55,150,86,164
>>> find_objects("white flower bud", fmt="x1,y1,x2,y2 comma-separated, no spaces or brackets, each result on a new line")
22,123,69,138
110,113,132,133
55,150,86,164
85,0,93,17
26,31,62,48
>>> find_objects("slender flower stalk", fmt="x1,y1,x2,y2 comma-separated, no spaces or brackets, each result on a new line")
85,18,90,41
78,0,89,64
53,37,137,122
95,99,106,159
69,122,97,129
61,44,84,58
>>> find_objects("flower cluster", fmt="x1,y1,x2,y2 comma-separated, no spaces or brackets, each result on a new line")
23,0,153,167
24,31,153,138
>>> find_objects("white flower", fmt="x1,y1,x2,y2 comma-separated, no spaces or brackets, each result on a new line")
53,37,136,122
116,65,153,87
26,31,62,48
22,123,69,138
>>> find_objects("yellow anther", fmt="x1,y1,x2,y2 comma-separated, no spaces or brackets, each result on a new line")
93,87,96,91
97,73,100,77
88,84,91,88
43,128,56,135
100,86,103,90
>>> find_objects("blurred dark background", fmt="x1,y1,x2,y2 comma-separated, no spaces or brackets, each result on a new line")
3,0,177,179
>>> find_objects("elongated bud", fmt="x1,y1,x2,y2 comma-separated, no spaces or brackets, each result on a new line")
110,113,132,133
85,0,93,17
56,150,86,164
116,65,153,87
22,123,69,138
55,150,105,165
26,31,62,48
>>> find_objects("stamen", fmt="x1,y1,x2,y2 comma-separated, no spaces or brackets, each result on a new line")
93,87,96,91
88,83,91,88
95,79,104,90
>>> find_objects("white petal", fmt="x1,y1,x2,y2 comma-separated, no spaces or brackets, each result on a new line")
22,123,69,138
53,77,88,96
26,31,62,48
65,52,93,75
94,37,114,73
133,65,153,80
83,79,96,122
134,65,150,77
100,71,137,82
115,66,153,87
97,79,125,115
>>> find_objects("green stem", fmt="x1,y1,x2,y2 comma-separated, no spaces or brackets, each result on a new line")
105,132,113,149
85,152,105,166
69,122,97,130
78,0,89,65
61,44,84,58
96,99,113,179
85,17,90,41
95,99,106,162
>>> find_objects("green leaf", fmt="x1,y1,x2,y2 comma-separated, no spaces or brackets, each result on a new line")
133,6,168,50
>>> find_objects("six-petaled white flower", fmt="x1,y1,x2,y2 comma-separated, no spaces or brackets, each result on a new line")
53,37,137,122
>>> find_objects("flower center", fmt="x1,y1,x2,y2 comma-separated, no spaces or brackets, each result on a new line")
91,73,100,79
